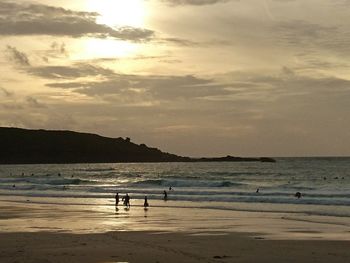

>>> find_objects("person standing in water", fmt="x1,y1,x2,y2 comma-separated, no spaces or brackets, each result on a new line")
122,193,130,208
115,192,119,206
144,196,149,208
163,190,168,201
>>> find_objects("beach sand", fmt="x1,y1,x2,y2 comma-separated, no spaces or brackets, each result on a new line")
0,197,350,262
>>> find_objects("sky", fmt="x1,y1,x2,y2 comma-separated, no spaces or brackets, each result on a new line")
0,0,350,157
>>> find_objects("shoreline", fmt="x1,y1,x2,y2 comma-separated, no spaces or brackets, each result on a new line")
1,197,350,240
1,197,350,262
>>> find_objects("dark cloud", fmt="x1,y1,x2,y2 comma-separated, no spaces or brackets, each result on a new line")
0,1,154,41
5,45,30,66
158,37,235,48
26,96,47,108
160,37,200,46
83,57,119,63
223,68,350,102
41,64,231,101
42,42,69,63
51,42,68,56
267,19,350,56
47,73,229,99
0,87,13,97
81,55,181,65
4,45,116,79
277,20,338,46
28,64,115,79
25,60,350,107
216,14,350,56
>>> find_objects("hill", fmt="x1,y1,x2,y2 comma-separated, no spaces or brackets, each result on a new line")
0,127,275,164
0,127,190,164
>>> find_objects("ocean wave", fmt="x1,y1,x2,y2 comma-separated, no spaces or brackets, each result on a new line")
75,167,116,172
2,190,350,207
131,179,244,188
0,159,350,216
29,178,84,185
0,177,91,186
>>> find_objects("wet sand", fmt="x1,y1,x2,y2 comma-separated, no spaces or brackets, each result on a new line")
2,230,350,263
0,197,350,262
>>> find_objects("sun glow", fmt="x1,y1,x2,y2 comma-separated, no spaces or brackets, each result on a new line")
69,38,139,63
80,1,147,60
87,0,147,28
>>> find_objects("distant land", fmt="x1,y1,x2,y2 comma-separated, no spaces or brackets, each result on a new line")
0,127,275,164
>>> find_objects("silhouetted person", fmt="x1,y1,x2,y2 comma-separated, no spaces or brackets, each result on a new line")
163,190,168,201
122,193,130,208
256,188,259,193
144,196,149,207
169,186,173,191
295,192,302,199
115,193,119,206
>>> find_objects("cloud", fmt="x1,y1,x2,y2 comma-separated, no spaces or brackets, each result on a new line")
42,42,69,63
272,0,295,2
0,87,13,97
160,0,231,6
0,1,154,41
5,45,30,66
41,64,231,101
270,19,350,57
220,68,350,102
4,45,118,80
25,60,350,110
26,96,47,108
213,11,350,58
51,42,68,56
276,20,338,46
159,37,200,46
28,64,115,79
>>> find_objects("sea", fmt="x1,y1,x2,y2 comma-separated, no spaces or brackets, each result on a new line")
0,158,349,217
